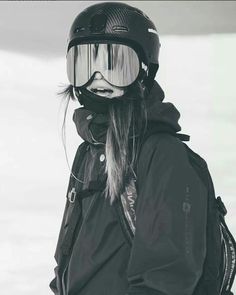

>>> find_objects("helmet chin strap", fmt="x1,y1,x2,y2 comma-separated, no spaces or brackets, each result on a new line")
143,63,159,92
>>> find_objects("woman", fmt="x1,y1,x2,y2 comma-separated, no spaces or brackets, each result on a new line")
50,2,208,295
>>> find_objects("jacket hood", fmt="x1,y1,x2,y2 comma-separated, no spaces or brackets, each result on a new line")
73,81,182,144
145,80,181,132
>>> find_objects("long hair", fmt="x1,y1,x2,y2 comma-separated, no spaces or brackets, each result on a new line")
58,81,148,205
105,81,148,205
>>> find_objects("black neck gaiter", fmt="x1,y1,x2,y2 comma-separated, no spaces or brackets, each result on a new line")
78,87,127,114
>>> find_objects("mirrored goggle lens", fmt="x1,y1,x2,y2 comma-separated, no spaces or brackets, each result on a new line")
66,43,140,87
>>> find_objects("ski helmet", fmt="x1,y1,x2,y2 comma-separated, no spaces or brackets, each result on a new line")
66,2,161,91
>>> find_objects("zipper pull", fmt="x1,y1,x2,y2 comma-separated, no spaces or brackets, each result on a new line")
68,187,76,203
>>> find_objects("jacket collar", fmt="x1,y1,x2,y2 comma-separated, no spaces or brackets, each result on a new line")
73,81,182,144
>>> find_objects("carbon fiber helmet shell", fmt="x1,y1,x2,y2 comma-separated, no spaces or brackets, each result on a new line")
67,2,160,73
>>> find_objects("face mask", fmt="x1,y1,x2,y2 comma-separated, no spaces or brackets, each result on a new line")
74,87,125,114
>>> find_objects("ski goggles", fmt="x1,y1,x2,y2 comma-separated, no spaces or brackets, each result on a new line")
66,42,141,88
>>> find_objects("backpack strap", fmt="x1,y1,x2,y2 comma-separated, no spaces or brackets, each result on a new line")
60,141,89,256
60,141,107,256
70,141,90,190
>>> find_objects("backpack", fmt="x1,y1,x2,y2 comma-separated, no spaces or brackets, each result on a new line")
140,123,236,295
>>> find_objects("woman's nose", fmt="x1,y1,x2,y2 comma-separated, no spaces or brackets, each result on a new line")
93,72,103,80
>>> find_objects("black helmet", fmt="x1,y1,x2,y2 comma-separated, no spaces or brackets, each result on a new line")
67,2,161,89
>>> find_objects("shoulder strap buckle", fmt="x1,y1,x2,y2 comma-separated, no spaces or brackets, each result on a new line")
68,187,76,203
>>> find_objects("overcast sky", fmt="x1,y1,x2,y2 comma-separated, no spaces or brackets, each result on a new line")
1,1,236,294
0,1,236,57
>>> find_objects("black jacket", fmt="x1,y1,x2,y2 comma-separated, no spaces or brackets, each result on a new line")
50,82,208,295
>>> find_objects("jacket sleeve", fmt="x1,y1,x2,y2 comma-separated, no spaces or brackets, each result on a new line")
126,134,208,295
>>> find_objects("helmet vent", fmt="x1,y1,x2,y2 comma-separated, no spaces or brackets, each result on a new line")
112,25,128,32
74,26,85,34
